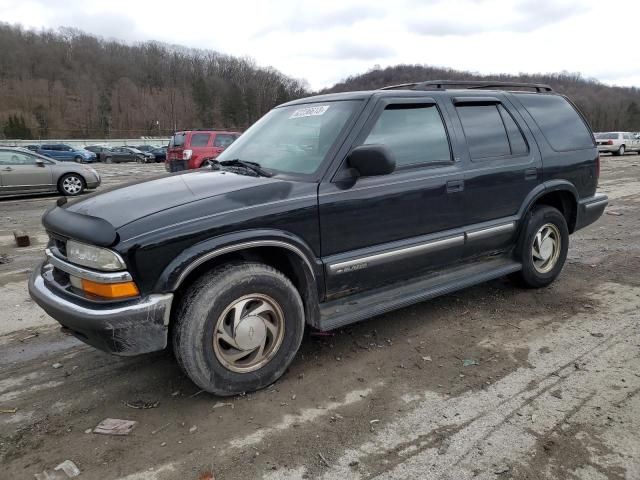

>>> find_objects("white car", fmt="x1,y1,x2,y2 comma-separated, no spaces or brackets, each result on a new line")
594,132,640,156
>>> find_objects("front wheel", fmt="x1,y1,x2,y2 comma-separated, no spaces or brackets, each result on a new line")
172,263,305,396
511,205,569,288
74,156,83,163
58,173,85,196
105,157,113,164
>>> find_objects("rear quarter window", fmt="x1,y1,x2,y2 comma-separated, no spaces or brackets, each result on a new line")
515,94,594,151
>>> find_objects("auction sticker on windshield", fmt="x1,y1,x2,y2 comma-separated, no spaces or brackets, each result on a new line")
289,105,330,119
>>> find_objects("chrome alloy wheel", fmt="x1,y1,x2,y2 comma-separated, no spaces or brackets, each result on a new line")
213,294,285,373
532,223,561,274
62,175,83,194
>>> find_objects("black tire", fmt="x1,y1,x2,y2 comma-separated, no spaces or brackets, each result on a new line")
58,173,86,196
172,262,305,396
511,205,569,288
74,156,83,163
615,145,625,156
105,156,113,164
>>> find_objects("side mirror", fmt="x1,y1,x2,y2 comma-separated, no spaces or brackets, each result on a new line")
35,159,45,167
347,144,396,177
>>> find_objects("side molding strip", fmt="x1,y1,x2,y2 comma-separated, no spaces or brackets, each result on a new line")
174,240,316,288
328,235,465,275
466,222,515,242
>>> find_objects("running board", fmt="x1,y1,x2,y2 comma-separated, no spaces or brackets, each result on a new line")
318,256,521,331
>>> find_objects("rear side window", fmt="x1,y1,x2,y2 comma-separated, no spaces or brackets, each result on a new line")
457,105,511,159
170,133,186,147
515,94,594,151
214,134,237,148
364,104,451,167
189,133,210,147
498,105,528,156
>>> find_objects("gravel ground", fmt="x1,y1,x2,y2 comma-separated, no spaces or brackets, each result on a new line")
0,156,639,480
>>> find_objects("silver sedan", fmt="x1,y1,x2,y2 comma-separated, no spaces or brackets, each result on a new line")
0,147,101,197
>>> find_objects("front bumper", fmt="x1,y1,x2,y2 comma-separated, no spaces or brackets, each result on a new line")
575,193,608,231
29,262,173,356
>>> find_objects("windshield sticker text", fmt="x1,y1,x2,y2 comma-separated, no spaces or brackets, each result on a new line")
289,105,330,119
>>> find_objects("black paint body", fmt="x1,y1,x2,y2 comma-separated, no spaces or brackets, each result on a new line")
31,88,607,355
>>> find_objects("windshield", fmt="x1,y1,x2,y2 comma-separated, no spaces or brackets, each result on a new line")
217,100,360,175
594,132,619,139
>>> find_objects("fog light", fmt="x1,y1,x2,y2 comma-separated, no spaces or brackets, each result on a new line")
81,279,139,299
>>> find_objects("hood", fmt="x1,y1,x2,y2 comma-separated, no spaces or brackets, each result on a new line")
65,170,283,229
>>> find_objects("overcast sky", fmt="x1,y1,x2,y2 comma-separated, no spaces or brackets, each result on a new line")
1,0,638,90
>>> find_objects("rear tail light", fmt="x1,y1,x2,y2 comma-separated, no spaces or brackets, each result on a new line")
183,149,192,160
606,140,614,145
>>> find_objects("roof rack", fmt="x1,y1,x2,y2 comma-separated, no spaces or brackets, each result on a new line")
380,80,553,93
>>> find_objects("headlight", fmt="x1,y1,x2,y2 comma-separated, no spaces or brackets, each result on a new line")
67,240,125,271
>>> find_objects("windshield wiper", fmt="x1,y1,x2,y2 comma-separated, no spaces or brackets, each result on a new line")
217,159,272,177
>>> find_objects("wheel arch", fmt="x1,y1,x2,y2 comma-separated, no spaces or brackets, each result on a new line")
160,231,323,328
519,181,578,233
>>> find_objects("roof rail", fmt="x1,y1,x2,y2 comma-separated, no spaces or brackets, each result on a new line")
380,80,553,93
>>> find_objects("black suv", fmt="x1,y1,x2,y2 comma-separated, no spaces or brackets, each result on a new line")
29,81,608,395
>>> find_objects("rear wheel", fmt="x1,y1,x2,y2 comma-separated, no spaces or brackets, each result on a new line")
511,205,568,288
58,173,85,196
615,145,625,156
172,262,305,396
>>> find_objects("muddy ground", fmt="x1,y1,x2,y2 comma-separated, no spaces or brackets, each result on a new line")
1,156,639,480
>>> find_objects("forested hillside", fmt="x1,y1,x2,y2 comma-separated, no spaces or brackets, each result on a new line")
0,23,307,139
2,22,640,140
324,65,640,132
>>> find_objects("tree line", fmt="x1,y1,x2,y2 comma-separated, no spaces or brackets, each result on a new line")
0,23,307,139
2,22,639,140
324,65,640,133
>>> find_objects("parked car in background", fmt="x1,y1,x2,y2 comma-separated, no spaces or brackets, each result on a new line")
149,146,167,162
594,132,640,155
24,144,41,152
126,147,155,163
104,147,153,163
0,147,100,197
135,145,158,153
166,130,240,171
38,144,97,163
29,81,607,395
84,145,113,162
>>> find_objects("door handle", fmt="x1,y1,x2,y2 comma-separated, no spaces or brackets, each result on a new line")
524,168,538,180
446,179,464,193
2,167,12,172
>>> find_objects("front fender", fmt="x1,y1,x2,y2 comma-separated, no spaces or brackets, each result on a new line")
156,229,323,294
